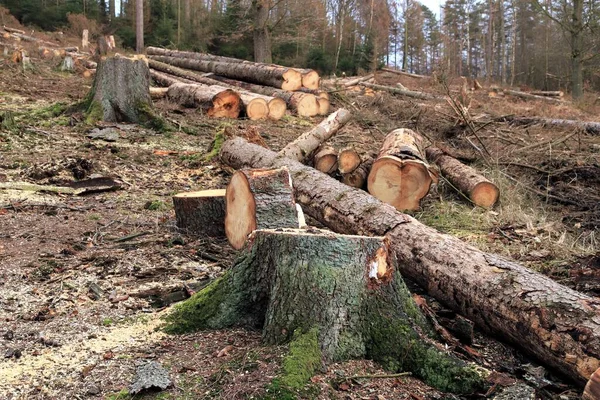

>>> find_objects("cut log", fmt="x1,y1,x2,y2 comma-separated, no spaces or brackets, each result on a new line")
360,81,441,100
338,147,361,174
300,69,320,89
150,69,193,87
343,74,374,87
279,108,352,161
313,146,338,174
60,55,74,72
504,89,564,104
150,87,168,99
82,29,89,50
147,54,302,91
3,26,26,35
220,136,600,387
380,67,428,79
584,368,600,400
164,228,485,394
225,168,299,249
167,83,242,118
317,97,330,116
530,90,564,97
499,115,600,136
368,129,435,211
85,55,154,124
425,147,499,208
342,158,373,189
148,60,286,120
172,189,226,237
82,69,96,78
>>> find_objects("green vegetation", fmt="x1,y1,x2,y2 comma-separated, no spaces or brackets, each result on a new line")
278,328,321,389
204,127,227,162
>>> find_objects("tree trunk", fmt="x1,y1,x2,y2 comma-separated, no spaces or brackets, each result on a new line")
147,55,301,91
342,158,373,189
571,0,584,99
150,69,195,86
166,83,242,118
499,115,600,136
313,146,339,174
252,0,272,64
279,108,352,161
136,0,143,53
173,189,226,237
360,82,441,101
86,55,154,124
368,129,436,211
530,91,564,97
338,147,361,174
425,147,499,208
148,61,286,120
225,168,299,249
220,136,600,387
504,89,564,104
163,228,485,394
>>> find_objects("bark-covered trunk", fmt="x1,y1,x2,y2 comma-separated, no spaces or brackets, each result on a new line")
504,89,564,104
499,115,600,136
136,0,143,53
164,228,484,394
342,158,373,189
426,147,499,208
85,56,154,125
147,55,302,91
279,108,352,161
252,0,272,64
219,136,600,387
173,190,226,237
166,83,242,118
225,168,299,249
360,82,441,101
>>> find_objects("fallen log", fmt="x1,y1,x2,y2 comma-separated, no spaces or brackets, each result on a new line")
147,47,319,90
147,54,302,91
6,32,58,48
530,90,564,97
504,89,564,104
220,136,600,387
338,147,361,174
425,147,499,208
499,115,600,136
342,158,373,189
380,67,428,79
368,129,436,211
278,108,352,161
225,168,299,249
150,87,168,99
150,69,194,86
360,81,441,101
3,26,25,35
194,73,320,117
313,146,338,174
167,83,242,118
173,189,226,237
163,227,484,394
343,74,374,87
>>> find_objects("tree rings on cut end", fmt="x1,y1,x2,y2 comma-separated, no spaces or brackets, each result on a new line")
301,70,320,90
367,156,433,211
281,69,303,91
471,182,500,208
246,98,269,120
267,97,287,120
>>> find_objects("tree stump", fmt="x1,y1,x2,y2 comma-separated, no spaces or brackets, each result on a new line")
173,189,226,237
225,168,299,249
425,147,499,208
85,55,157,125
164,228,484,394
367,128,436,210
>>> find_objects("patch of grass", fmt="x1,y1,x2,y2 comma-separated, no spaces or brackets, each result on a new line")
88,213,101,221
102,318,114,327
144,200,167,211
106,389,130,400
204,126,227,162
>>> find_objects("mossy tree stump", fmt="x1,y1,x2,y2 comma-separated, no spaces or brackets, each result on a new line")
85,55,156,125
164,228,485,394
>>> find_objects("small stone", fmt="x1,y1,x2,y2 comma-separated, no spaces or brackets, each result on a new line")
4,348,22,359
86,128,119,142
129,361,171,394
3,330,14,340
492,383,536,399
86,384,101,395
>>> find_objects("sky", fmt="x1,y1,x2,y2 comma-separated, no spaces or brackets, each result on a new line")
419,0,445,17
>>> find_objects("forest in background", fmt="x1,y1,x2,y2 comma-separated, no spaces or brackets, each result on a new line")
0,0,599,98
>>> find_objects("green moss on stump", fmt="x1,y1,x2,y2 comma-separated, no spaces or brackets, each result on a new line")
279,328,322,389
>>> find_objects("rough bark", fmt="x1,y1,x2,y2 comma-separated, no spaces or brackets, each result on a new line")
225,168,299,249
150,69,194,87
368,129,436,211
380,67,428,79
313,146,338,174
173,189,226,237
167,83,242,118
530,90,564,97
279,108,352,161
343,74,375,87
499,115,600,136
584,367,600,400
85,55,154,125
338,147,361,174
504,89,564,104
163,228,484,394
147,54,302,91
220,136,600,387
252,0,272,64
342,158,373,189
360,82,442,101
426,147,500,208
136,0,143,53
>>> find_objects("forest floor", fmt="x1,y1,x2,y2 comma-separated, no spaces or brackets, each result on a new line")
0,42,599,400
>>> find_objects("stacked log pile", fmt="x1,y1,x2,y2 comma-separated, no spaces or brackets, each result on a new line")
146,46,326,119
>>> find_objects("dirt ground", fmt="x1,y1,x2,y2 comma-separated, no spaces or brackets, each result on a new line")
0,44,599,400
